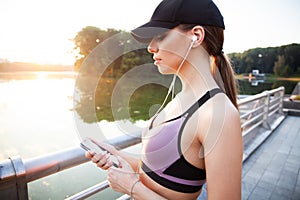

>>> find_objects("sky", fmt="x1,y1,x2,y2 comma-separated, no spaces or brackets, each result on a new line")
0,0,299,65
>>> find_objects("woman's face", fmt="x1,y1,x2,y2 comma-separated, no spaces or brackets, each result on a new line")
147,28,192,74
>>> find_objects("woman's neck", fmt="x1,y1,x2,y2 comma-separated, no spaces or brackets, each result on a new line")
177,49,219,98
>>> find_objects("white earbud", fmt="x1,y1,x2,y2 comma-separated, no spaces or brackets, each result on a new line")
192,35,197,42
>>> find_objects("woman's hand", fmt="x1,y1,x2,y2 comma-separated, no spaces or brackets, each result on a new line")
107,156,139,195
85,150,115,170
84,140,119,170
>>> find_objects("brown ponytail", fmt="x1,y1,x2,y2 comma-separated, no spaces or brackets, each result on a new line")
213,53,238,109
178,24,239,109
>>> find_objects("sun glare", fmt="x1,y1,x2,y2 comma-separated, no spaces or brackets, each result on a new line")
36,72,46,81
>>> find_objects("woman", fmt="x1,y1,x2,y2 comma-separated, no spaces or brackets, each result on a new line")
86,0,243,199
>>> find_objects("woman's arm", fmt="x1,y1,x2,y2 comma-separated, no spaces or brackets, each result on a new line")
108,156,167,200
201,102,243,199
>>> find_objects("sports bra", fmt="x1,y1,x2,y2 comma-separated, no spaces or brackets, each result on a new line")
141,88,223,193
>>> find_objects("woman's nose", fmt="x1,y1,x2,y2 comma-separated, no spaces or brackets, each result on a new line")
147,41,158,53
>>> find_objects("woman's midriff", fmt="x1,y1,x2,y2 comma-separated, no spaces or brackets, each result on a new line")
139,168,201,200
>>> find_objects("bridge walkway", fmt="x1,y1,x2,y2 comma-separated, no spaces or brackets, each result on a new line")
242,116,300,200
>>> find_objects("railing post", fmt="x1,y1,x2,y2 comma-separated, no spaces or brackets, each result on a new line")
278,87,285,114
0,156,28,200
262,91,271,129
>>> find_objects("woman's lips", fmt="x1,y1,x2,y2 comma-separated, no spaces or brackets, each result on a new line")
153,56,162,65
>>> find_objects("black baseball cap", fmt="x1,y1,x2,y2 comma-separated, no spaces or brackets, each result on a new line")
131,0,225,43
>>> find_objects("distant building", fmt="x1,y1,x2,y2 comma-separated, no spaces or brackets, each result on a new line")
252,69,265,78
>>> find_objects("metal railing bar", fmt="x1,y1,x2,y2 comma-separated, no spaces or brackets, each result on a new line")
24,147,87,183
241,112,264,129
269,107,280,117
270,86,285,94
238,86,284,106
24,133,141,183
240,105,264,119
116,194,131,200
269,98,281,108
65,180,110,200
270,95,281,103
268,100,280,110
108,131,141,150
269,103,280,113
237,92,268,106
242,120,264,138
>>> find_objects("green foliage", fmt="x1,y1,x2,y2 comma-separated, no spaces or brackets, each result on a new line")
274,55,293,77
72,26,121,71
72,26,300,123
72,26,163,123
228,43,300,77
73,26,300,77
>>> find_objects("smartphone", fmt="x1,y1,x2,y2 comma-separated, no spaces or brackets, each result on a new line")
80,137,119,168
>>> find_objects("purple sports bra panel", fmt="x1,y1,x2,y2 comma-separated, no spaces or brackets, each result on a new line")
142,116,185,173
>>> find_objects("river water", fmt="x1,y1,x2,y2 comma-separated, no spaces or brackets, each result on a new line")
0,72,138,199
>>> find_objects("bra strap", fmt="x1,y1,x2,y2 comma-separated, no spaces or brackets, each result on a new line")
149,88,223,129
183,88,223,117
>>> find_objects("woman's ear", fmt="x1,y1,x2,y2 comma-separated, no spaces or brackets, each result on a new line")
191,26,205,47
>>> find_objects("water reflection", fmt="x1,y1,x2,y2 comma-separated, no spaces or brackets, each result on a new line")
238,78,297,95
0,71,77,80
249,79,265,86
0,72,78,160
0,71,143,199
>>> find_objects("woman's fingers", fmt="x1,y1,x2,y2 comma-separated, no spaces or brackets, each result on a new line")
90,139,116,155
96,153,111,168
100,160,113,170
85,150,94,158
83,139,119,170
87,151,113,170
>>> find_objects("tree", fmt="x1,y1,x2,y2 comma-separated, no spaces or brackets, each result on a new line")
274,55,292,77
228,43,300,76
72,26,121,71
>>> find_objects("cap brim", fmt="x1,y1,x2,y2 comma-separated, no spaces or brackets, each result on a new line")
131,21,179,43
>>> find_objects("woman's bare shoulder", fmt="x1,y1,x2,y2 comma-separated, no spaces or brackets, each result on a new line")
195,93,241,143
